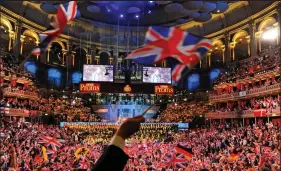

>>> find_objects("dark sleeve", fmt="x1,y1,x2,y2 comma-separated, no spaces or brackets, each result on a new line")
91,145,129,171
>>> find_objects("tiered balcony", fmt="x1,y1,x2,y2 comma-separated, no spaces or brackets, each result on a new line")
206,107,280,119
3,88,39,99
209,83,280,103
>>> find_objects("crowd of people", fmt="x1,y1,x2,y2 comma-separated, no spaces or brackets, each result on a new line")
213,47,280,85
0,118,279,170
156,102,209,123
210,95,280,113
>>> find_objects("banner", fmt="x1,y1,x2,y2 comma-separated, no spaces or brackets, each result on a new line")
60,122,188,129
0,108,38,117
80,83,100,93
154,85,174,95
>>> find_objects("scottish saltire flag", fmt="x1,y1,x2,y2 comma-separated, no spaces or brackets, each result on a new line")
38,136,65,151
125,26,212,82
31,1,77,56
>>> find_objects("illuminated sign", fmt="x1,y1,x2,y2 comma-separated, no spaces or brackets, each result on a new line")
154,85,174,95
80,83,100,93
124,85,132,93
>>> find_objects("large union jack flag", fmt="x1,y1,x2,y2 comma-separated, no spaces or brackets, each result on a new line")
125,26,212,82
159,153,188,169
38,136,65,151
31,1,77,56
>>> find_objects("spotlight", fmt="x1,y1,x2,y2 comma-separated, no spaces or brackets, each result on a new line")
148,10,151,14
262,27,278,40
149,1,153,3
135,15,139,18
217,9,220,13
107,9,111,12
120,14,123,18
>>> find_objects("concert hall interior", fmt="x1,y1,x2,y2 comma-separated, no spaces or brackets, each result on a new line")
0,1,280,170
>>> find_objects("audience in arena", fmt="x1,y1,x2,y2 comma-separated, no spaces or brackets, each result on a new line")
157,102,208,123
0,117,279,170
213,47,280,85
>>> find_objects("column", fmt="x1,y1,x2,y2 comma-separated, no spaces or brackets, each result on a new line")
207,52,211,67
249,21,257,56
71,51,76,67
246,36,250,56
8,31,14,52
62,49,67,65
35,41,39,60
242,117,244,127
230,42,235,61
20,36,25,55
13,21,22,56
256,32,262,53
221,46,225,63
224,33,231,64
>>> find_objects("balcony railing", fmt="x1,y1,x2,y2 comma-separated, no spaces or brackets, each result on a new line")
3,88,39,99
209,83,280,103
206,107,280,119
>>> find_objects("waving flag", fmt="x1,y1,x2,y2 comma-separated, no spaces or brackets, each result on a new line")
175,144,193,161
79,160,89,170
159,154,188,169
38,136,65,151
125,26,212,82
31,1,77,56
228,152,241,162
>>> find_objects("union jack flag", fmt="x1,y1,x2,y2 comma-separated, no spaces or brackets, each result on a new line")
31,1,77,56
38,136,65,151
159,153,188,169
79,160,89,170
46,148,56,158
125,26,212,82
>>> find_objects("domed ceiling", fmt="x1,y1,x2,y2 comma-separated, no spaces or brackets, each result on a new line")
37,1,232,26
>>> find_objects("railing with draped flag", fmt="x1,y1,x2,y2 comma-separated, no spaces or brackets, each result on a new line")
209,84,280,102
0,107,39,117
3,88,39,99
206,107,280,119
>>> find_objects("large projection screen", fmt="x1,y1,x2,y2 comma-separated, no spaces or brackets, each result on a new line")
83,65,113,82
143,67,171,84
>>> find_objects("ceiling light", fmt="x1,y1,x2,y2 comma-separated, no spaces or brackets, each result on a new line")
107,9,110,12
148,10,151,14
135,15,139,18
217,9,220,13
149,1,153,3
120,14,123,18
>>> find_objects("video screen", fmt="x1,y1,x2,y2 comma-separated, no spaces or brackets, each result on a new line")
83,65,113,82
143,67,171,84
